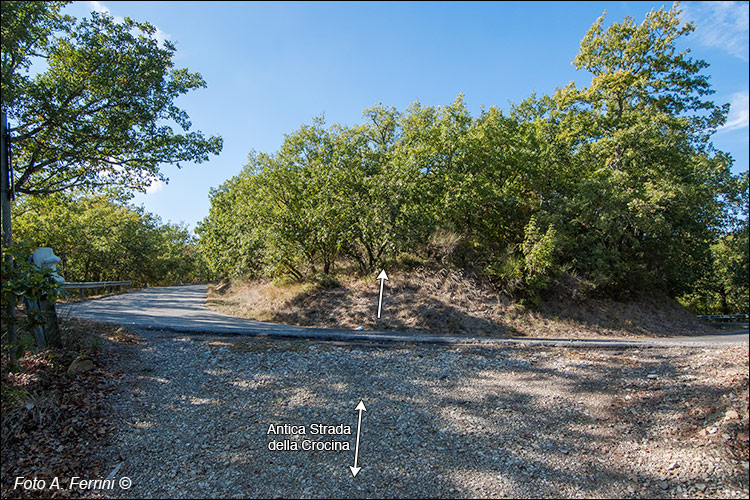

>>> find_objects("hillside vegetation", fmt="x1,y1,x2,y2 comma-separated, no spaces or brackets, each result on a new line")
207,269,714,338
197,5,748,315
11,193,207,288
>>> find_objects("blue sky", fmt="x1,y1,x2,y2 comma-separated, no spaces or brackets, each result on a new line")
64,1,749,230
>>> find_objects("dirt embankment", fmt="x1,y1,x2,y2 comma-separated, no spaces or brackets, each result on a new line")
206,269,716,338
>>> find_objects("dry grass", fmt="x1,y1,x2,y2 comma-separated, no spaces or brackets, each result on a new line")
208,280,315,322
206,269,717,338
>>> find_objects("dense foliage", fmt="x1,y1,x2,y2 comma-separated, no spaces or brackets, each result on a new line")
11,193,205,287
680,172,749,314
198,6,748,311
1,241,64,352
1,1,219,350
1,0,222,195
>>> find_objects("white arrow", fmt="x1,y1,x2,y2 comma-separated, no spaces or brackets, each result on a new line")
349,400,366,477
376,270,388,319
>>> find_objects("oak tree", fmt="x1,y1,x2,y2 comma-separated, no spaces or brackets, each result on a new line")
1,1,222,195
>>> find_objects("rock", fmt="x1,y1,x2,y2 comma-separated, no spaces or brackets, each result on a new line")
666,461,678,470
658,481,669,490
724,409,739,421
695,483,707,492
68,358,95,374
647,373,658,379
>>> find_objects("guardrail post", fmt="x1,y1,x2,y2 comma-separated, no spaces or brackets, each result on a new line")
40,297,61,348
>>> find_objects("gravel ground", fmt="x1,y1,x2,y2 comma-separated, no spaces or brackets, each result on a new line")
99,329,749,499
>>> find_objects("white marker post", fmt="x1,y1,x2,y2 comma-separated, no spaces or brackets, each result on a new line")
376,270,388,319
349,400,366,477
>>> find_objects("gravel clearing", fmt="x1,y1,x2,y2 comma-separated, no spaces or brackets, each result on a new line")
100,329,748,499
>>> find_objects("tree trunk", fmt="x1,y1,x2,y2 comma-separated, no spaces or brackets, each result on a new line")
719,285,729,315
2,110,19,360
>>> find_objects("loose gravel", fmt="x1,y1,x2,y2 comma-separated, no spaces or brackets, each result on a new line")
100,329,748,499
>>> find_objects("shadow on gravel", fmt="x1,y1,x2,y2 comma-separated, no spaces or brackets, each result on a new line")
112,335,748,499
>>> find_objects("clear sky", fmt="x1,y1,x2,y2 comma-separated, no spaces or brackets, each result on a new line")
63,1,750,231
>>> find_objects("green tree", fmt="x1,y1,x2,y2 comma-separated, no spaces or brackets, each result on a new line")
544,4,734,295
681,172,749,314
12,193,202,287
196,4,741,306
196,164,267,279
1,1,222,195
341,105,432,273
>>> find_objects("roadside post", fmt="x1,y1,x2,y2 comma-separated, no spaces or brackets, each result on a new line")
25,247,64,348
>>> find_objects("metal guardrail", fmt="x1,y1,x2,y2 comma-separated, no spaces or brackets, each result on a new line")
61,281,131,289
61,281,131,298
696,314,749,329
696,314,749,320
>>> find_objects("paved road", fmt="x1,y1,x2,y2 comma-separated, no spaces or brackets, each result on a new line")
59,284,749,347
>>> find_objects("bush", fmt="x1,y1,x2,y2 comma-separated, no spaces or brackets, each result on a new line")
313,273,341,289
1,242,63,351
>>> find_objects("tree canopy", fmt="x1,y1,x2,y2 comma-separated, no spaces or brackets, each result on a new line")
198,5,747,311
1,0,222,195
12,193,205,287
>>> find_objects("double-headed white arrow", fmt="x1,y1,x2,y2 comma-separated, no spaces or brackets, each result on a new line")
349,400,367,477
376,270,388,319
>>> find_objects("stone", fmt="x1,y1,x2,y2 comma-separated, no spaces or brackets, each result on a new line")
31,247,64,283
68,358,94,374
696,483,707,492
724,409,739,421
658,481,669,490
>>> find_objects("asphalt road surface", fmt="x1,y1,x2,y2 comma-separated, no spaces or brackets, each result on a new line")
59,284,749,347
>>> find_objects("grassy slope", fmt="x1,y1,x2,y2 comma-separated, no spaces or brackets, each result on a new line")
206,268,716,338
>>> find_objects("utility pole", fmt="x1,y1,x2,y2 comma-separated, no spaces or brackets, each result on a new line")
1,109,18,348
